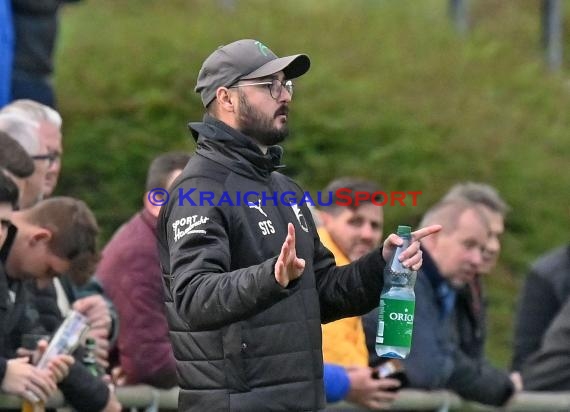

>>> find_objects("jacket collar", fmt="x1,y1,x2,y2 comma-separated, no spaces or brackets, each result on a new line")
422,248,456,319
188,114,284,179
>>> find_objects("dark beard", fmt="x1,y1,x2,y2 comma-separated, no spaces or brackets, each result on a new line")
237,92,289,146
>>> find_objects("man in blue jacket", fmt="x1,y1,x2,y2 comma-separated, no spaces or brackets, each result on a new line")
402,197,521,406
0,0,13,107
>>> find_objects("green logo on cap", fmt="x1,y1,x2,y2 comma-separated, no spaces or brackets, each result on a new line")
254,41,269,57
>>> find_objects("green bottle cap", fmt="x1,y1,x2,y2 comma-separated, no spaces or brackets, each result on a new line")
396,225,412,236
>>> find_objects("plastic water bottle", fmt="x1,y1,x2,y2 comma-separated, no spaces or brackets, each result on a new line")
375,225,417,359
36,310,89,369
22,311,89,412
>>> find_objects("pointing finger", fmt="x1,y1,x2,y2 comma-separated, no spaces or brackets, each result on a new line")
411,224,442,242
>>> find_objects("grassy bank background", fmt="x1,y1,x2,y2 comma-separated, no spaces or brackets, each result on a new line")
54,0,569,367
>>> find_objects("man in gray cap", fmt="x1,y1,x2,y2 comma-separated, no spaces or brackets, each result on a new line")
158,39,438,411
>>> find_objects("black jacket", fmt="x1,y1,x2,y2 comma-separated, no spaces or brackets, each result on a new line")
0,265,110,412
158,115,385,411
519,296,570,390
512,244,570,371
513,244,570,390
454,276,486,362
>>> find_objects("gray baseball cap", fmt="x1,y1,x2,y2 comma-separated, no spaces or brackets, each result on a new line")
195,39,311,107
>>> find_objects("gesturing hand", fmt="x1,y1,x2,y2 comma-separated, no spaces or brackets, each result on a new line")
382,225,442,271
274,223,306,288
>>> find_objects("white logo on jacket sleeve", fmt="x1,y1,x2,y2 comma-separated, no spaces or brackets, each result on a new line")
290,204,309,232
172,215,210,242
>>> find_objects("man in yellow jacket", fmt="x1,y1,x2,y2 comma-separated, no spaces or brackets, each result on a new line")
318,177,400,410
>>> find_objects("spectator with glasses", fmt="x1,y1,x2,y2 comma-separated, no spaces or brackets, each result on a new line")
0,99,118,388
0,99,118,379
157,38,439,411
0,108,48,209
0,99,63,197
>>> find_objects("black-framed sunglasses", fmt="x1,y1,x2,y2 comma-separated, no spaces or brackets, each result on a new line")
31,152,60,168
230,79,294,99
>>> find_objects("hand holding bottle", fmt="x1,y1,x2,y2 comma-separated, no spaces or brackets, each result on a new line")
35,339,74,383
72,295,112,369
381,225,441,270
1,357,56,403
376,225,441,359
14,334,74,409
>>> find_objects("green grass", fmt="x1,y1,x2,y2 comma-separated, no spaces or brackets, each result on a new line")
54,0,570,368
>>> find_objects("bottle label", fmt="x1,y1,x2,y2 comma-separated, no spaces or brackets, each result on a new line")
377,297,415,348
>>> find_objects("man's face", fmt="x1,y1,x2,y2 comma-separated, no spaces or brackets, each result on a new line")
18,139,50,209
0,202,13,249
5,212,70,282
38,122,63,197
321,203,384,262
234,72,291,146
21,157,48,209
478,207,504,274
426,208,488,287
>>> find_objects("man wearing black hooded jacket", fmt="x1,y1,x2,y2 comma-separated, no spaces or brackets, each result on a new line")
1,194,121,412
158,39,439,411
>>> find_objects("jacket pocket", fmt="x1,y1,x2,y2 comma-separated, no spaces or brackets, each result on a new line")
222,322,250,392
